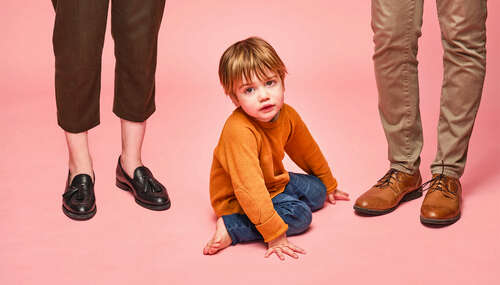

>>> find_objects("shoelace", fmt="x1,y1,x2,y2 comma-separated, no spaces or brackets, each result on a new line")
420,162,456,199
374,169,401,193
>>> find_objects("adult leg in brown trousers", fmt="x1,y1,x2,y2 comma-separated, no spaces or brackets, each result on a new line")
52,0,171,220
354,0,487,225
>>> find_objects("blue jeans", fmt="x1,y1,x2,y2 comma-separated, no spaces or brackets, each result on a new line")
222,172,327,245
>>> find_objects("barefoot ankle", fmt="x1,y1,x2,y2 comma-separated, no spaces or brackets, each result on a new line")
204,218,233,255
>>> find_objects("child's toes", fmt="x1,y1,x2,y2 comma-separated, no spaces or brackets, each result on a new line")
204,240,216,254
203,243,210,254
203,244,212,255
208,244,221,255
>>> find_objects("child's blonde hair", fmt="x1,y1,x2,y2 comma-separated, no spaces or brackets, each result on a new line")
218,37,287,96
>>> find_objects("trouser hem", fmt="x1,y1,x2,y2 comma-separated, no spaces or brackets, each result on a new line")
113,106,155,123
390,163,418,175
430,168,461,179
58,120,100,134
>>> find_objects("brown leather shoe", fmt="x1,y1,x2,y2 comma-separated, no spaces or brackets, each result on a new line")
420,174,461,225
354,169,422,215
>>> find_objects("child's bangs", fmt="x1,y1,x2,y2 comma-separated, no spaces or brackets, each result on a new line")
235,52,278,86
219,37,287,95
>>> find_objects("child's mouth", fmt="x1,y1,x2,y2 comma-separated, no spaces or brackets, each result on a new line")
260,104,275,112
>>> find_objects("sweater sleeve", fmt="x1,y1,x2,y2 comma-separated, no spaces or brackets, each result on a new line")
284,107,338,193
216,125,288,242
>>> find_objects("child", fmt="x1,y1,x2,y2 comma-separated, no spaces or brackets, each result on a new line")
203,37,349,260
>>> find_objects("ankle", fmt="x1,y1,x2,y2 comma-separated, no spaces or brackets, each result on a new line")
68,155,93,179
69,167,94,182
120,155,143,177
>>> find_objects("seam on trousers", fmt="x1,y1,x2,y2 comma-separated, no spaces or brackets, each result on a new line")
437,1,448,166
403,0,415,164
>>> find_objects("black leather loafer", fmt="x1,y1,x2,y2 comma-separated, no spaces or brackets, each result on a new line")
116,157,171,211
62,173,97,220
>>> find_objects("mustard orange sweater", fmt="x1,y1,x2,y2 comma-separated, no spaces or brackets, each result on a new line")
209,104,338,242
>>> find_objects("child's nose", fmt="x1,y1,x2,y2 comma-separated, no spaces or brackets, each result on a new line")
257,88,270,101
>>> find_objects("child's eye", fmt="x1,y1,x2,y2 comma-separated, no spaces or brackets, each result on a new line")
265,80,276,86
244,87,254,94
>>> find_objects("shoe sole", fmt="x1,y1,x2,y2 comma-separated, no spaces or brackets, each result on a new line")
353,187,423,216
420,213,461,226
62,205,97,221
116,179,171,211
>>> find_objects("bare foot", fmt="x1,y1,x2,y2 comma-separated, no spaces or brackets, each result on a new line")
203,217,232,255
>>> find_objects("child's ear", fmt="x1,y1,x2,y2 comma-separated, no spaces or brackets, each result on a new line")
228,94,240,107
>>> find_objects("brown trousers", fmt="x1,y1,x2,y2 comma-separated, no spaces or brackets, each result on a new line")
52,0,166,133
373,0,487,178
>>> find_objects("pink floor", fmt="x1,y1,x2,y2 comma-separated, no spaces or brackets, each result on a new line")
1,1,499,284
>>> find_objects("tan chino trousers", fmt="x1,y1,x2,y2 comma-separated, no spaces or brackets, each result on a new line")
373,0,487,178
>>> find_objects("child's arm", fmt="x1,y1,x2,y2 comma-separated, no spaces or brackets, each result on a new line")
216,125,288,242
284,107,349,203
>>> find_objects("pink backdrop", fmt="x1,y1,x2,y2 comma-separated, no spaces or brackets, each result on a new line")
1,1,499,284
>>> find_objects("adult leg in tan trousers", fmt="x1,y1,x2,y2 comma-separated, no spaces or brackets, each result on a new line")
354,0,487,225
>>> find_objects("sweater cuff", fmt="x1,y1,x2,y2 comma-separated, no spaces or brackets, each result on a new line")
326,177,338,194
255,211,288,242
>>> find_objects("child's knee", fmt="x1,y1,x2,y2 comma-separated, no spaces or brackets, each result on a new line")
284,202,312,236
309,176,327,211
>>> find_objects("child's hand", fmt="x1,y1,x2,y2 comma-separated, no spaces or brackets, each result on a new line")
265,233,305,260
327,188,350,204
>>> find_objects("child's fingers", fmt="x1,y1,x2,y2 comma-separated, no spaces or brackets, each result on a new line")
289,243,306,254
274,248,285,260
335,189,349,196
265,247,286,260
265,247,281,259
264,248,273,258
334,190,350,200
281,246,299,259
327,194,336,204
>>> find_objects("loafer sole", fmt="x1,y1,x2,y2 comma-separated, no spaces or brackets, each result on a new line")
62,205,97,221
116,179,171,211
420,213,461,225
353,187,423,216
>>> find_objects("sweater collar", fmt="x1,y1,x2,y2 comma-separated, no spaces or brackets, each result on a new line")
254,109,283,129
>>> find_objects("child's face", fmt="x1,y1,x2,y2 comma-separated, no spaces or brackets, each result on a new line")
232,71,284,122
